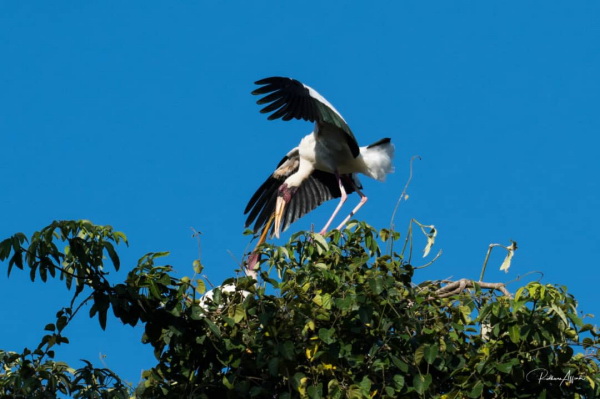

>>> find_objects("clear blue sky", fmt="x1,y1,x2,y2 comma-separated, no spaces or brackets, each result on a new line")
1,1,599,388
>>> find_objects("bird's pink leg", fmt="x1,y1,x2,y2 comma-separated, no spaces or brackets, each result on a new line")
335,185,368,231
319,173,348,234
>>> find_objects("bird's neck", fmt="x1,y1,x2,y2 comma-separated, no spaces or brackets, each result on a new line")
285,158,314,188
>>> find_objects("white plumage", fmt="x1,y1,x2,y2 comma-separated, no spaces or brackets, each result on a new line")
244,77,395,240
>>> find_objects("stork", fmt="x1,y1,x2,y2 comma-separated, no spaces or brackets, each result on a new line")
244,77,395,244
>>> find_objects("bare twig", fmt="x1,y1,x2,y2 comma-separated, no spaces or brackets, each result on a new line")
388,155,421,255
506,271,544,286
202,275,216,289
389,155,421,231
400,220,413,261
480,241,518,281
414,249,443,269
190,227,202,262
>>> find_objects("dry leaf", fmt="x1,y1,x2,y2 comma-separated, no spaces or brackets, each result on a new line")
499,241,517,273
423,226,437,258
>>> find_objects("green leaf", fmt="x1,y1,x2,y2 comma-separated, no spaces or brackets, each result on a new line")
496,362,514,373
268,357,279,376
0,238,12,261
379,228,390,242
412,374,432,395
196,279,206,294
193,259,203,274
424,344,439,364
346,386,362,399
334,296,352,310
369,278,384,295
551,304,568,326
321,293,332,310
414,344,425,365
393,374,405,390
280,341,295,360
358,305,373,324
514,286,525,302
468,381,484,398
103,241,120,271
512,298,527,314
508,324,520,344
307,384,322,399
190,305,206,320
56,315,68,331
149,281,162,299
318,328,335,344
312,233,329,254
358,376,372,395
291,372,307,396
391,355,409,372
222,375,234,389
152,251,170,259
9,250,24,274
313,294,323,307
326,379,342,399
99,309,107,330
204,318,221,338
229,304,245,324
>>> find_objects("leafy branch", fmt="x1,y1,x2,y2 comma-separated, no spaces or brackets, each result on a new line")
1,220,598,398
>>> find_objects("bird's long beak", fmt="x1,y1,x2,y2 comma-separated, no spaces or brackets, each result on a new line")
273,196,286,239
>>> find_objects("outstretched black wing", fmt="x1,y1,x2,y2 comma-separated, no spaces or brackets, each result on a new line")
252,77,360,157
244,148,356,237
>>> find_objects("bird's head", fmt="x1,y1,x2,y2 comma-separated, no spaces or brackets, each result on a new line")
274,183,298,238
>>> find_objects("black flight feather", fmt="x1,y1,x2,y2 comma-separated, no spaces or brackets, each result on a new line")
252,77,360,157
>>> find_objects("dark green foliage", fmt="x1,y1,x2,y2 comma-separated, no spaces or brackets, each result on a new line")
0,220,599,398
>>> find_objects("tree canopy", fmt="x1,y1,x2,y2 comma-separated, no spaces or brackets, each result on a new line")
0,220,599,398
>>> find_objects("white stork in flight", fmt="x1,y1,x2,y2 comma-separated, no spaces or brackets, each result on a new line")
244,76,395,244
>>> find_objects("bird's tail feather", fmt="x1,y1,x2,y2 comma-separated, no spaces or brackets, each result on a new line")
361,138,394,181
